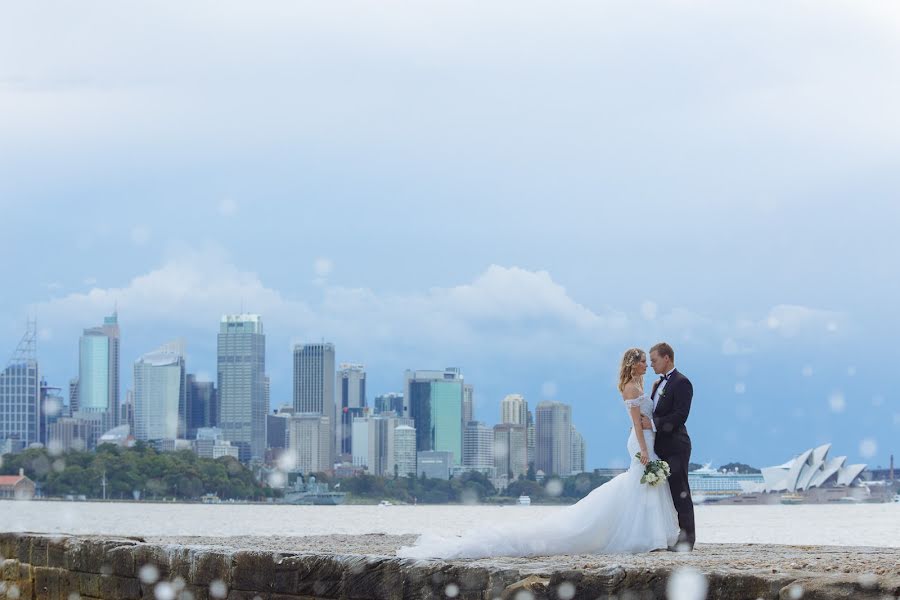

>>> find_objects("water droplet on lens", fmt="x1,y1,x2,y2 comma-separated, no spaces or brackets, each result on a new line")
445,583,459,597
787,583,804,599
139,564,159,585
557,581,576,600
209,579,228,599
666,567,707,600
154,582,175,600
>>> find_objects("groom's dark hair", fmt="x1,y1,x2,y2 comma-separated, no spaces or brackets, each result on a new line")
650,342,674,361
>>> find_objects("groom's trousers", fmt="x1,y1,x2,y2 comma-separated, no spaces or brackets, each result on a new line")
664,448,696,547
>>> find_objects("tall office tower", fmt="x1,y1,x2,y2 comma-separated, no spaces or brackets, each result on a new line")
493,423,527,487
526,410,536,468
371,414,414,476
336,364,366,458
119,389,134,429
264,375,270,411
462,421,494,470
571,426,586,474
535,401,572,476
351,415,370,467
39,378,64,446
463,384,474,423
374,393,404,415
133,341,186,441
0,322,40,446
500,394,528,425
78,312,120,431
293,343,336,454
389,424,417,478
404,368,465,466
287,413,332,474
68,378,79,414
185,375,217,439
267,409,291,450
218,314,267,462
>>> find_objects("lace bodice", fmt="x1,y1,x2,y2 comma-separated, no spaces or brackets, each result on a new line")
624,392,653,419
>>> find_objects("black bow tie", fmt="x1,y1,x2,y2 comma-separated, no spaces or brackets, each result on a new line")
659,374,669,382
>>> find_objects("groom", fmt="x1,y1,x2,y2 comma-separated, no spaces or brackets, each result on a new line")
640,342,695,551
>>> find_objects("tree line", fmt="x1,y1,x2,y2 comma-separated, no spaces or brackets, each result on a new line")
1,442,273,500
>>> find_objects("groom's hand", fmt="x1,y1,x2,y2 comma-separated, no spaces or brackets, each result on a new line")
640,415,653,430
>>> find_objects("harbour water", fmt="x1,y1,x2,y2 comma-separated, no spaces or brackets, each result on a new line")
1,500,898,548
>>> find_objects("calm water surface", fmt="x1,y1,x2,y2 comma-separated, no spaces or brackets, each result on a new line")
1,501,897,547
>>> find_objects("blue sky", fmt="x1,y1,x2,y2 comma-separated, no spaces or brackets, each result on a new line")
2,1,898,469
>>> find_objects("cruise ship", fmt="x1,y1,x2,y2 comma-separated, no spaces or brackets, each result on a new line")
688,464,765,503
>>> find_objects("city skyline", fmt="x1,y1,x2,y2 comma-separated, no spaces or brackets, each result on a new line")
1,307,894,471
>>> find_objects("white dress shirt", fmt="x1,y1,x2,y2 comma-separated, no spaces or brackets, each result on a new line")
650,368,676,432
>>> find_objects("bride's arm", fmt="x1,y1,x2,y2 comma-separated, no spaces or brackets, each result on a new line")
624,387,650,466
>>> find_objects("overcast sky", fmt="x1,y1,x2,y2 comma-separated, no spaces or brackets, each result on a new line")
2,1,898,469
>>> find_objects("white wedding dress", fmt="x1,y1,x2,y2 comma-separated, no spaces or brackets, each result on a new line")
397,393,679,559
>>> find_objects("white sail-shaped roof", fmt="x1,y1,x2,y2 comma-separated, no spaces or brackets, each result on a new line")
759,445,865,493
837,464,866,486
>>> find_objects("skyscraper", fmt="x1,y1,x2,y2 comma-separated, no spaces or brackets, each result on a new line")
293,343,336,454
501,394,528,426
336,363,366,458
463,421,494,470
218,314,267,461
352,414,414,476
68,378,79,414
374,393,404,415
389,424,417,478
185,375,217,439
78,312,120,431
0,322,40,446
39,378,64,446
493,423,527,488
536,401,572,476
571,426,586,474
405,368,465,466
463,384,474,423
287,413,332,474
133,341,186,441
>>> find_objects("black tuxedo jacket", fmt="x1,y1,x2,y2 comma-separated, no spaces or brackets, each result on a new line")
651,369,693,458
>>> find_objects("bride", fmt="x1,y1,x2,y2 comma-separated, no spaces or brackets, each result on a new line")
396,348,680,559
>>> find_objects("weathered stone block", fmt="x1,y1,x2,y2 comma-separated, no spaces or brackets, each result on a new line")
190,548,234,587
232,550,277,592
98,574,142,599
289,555,343,599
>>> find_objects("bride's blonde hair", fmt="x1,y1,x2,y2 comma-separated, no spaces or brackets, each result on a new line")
618,347,646,392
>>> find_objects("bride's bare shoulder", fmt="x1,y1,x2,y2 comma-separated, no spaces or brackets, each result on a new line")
622,382,642,400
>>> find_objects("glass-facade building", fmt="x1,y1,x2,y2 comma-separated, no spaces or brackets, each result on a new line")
293,343,336,456
336,364,366,457
0,360,40,446
405,368,465,466
218,314,267,462
185,375,217,440
133,342,186,441
536,401,572,476
78,313,120,430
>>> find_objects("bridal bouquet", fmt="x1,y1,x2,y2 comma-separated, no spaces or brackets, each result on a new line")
634,453,671,486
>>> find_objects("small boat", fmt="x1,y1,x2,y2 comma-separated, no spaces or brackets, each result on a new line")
780,494,804,505
516,495,531,506
378,500,393,507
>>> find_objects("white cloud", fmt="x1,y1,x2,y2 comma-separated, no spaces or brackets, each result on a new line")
28,246,854,368
640,301,658,321
762,304,844,338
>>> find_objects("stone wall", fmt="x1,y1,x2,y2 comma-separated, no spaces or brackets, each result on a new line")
1,533,898,600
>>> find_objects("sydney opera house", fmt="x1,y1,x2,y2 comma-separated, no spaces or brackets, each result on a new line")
721,443,870,504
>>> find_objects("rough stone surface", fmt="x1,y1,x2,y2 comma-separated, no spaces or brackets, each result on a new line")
1,532,898,600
